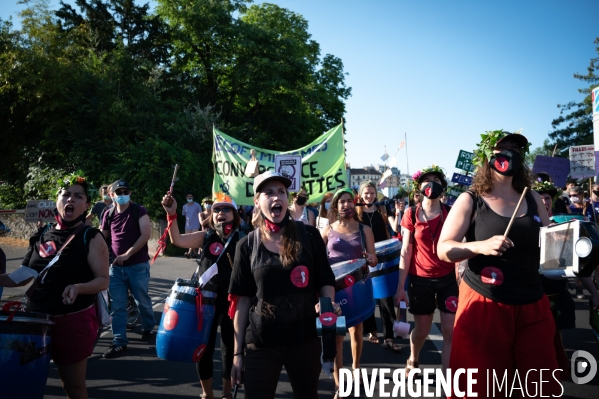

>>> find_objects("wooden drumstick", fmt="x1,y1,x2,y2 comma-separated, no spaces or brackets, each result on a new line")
165,164,179,207
503,187,529,237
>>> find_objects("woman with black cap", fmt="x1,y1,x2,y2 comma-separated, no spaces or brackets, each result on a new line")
162,192,241,399
228,171,337,399
437,130,562,397
396,165,456,375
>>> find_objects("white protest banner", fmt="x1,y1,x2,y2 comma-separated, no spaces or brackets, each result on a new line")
25,200,56,222
212,124,348,205
275,155,302,192
569,145,595,179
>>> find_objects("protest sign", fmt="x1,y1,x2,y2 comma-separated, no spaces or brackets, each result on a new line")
569,145,595,179
275,154,302,192
25,200,56,222
212,124,348,205
531,156,570,188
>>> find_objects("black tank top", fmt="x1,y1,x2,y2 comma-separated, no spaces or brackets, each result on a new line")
360,209,387,243
464,191,544,305
26,224,98,315
198,230,238,313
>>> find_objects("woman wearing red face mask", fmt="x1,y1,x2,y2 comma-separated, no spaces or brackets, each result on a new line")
437,131,561,398
396,166,456,375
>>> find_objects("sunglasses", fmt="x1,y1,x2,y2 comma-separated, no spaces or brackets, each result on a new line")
569,194,580,197
212,207,233,214
115,190,130,195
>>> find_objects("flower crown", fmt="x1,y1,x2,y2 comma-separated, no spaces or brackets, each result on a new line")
411,165,445,191
532,180,560,197
472,129,531,167
52,171,97,199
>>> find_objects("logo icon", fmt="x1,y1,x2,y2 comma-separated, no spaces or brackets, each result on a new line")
290,265,309,288
319,312,337,327
494,158,509,173
571,350,597,384
164,309,179,331
534,215,541,223
192,344,207,362
39,241,57,258
344,275,355,287
481,266,504,285
445,296,459,312
209,242,223,256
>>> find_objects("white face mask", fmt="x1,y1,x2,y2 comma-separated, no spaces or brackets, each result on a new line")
204,204,212,210
570,196,580,203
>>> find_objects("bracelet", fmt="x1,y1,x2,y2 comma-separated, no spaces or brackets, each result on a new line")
167,214,177,221
234,352,244,357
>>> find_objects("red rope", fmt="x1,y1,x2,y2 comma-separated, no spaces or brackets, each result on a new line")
151,214,177,265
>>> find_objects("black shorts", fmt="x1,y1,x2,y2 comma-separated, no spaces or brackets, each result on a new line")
408,272,459,315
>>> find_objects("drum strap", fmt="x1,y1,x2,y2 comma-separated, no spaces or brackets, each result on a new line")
170,290,217,307
370,266,400,279
376,249,400,264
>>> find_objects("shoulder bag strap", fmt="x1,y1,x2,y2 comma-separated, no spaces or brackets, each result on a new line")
26,223,87,297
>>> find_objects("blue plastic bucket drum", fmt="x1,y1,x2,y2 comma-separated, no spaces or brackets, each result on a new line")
331,259,375,328
0,309,54,399
156,278,217,363
370,238,401,299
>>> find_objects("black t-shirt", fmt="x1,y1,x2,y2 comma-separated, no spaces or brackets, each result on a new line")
24,224,98,315
90,201,108,220
360,209,388,243
198,230,239,313
464,192,544,305
229,223,335,347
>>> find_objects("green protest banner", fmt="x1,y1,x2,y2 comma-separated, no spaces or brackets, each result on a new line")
212,124,348,205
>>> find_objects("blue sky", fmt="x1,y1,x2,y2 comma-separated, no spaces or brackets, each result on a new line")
3,0,598,180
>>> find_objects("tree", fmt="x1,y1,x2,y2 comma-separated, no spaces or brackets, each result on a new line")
156,0,351,149
548,37,599,157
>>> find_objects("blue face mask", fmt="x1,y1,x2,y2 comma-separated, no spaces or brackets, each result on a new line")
103,195,110,200
187,199,193,203
115,195,130,205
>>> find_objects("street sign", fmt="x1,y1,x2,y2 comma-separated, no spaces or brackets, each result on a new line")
451,173,473,186
455,150,476,173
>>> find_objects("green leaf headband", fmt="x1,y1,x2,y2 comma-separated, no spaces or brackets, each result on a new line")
333,187,355,202
472,129,531,167
52,170,97,200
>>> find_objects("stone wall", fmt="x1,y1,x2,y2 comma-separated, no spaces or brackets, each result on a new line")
1,213,164,255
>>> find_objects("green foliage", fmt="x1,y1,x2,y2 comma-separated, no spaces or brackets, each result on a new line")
525,139,553,168
548,37,599,157
472,130,531,167
0,0,351,220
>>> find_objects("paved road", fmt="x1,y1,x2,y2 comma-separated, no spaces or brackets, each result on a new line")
1,244,598,398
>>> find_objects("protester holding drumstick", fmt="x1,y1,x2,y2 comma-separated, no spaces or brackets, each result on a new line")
437,130,561,397
162,192,240,399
